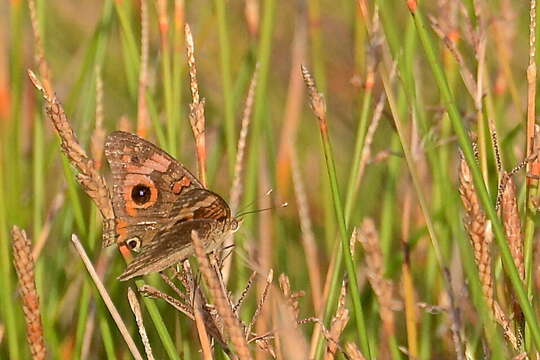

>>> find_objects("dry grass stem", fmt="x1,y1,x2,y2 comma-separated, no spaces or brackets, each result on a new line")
70,234,143,360
276,16,306,196
345,342,366,360
223,66,259,283
28,0,52,94
192,230,252,359
324,282,349,360
127,287,155,360
32,192,64,259
526,0,537,160
140,285,194,320
11,226,46,360
356,220,395,335
234,271,257,314
137,0,150,138
248,269,273,338
229,65,259,214
185,24,207,186
28,71,115,247
430,16,477,99
91,67,106,170
193,290,214,360
291,149,322,313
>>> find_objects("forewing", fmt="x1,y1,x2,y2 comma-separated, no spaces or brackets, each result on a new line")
104,131,203,245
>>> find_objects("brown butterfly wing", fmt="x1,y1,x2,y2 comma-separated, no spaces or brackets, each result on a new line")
117,219,219,280
104,131,203,246
118,189,233,280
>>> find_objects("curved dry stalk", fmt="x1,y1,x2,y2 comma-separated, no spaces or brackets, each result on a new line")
70,235,143,360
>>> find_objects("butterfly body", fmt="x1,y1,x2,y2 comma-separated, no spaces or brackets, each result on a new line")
104,131,237,281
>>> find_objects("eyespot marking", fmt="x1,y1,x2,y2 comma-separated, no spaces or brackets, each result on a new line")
123,174,158,213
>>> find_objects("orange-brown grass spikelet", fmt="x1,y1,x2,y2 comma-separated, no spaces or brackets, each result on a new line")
11,226,46,360
185,24,207,186
458,157,494,310
28,71,115,247
500,173,525,281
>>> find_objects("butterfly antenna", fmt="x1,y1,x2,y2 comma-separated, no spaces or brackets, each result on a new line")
235,188,274,214
236,202,288,218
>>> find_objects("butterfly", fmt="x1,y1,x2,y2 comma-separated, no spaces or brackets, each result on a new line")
104,131,238,281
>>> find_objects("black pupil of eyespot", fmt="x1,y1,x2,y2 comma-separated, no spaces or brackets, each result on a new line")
128,240,138,249
131,184,151,204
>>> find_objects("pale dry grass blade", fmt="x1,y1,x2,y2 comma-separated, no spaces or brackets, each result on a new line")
291,149,322,313
32,192,64,259
70,234,143,360
223,65,258,283
128,287,155,360
91,66,106,170
11,226,46,360
193,291,214,360
137,0,150,138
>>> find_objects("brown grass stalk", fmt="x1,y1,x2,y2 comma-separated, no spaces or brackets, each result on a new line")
28,71,115,247
185,24,207,186
222,65,258,283
290,148,322,313
127,287,155,360
136,0,150,138
398,191,419,359
191,230,252,359
276,13,306,197
526,0,537,162
11,226,46,360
